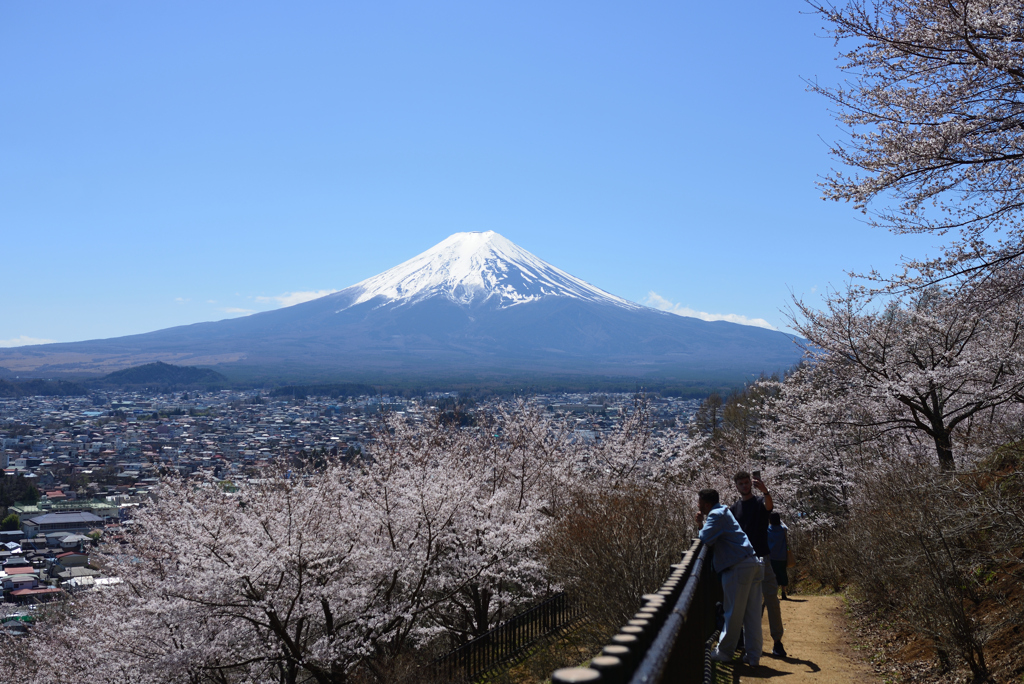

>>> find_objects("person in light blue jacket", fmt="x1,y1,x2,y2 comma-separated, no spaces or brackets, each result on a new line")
767,512,789,599
696,488,764,667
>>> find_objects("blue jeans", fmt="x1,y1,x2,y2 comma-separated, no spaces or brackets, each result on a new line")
714,555,763,662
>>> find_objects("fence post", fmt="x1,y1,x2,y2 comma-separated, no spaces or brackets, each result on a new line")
552,667,601,683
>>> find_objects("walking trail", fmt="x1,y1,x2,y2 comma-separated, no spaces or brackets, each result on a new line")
716,595,878,683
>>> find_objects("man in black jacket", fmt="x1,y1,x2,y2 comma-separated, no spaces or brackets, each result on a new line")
731,470,786,658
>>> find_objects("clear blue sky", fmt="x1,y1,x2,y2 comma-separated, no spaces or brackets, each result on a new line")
0,1,940,345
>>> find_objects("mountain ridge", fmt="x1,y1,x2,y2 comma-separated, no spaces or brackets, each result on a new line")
0,232,803,382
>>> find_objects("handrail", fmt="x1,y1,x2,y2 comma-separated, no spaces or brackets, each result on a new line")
550,538,722,684
627,542,709,683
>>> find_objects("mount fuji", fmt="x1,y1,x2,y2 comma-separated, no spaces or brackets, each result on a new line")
0,232,803,382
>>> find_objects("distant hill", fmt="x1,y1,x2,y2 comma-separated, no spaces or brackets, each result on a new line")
0,379,88,398
94,361,228,388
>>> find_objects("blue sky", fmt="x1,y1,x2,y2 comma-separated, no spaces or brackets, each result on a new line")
0,1,940,346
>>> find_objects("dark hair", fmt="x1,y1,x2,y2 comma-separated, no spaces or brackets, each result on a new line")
698,489,719,506
770,512,781,526
733,471,751,482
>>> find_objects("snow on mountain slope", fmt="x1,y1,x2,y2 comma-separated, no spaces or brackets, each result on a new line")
0,230,804,378
340,231,644,311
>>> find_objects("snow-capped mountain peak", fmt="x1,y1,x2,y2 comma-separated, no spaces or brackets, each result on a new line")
343,231,641,310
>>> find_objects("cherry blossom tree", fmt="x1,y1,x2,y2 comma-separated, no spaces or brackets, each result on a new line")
0,408,584,683
810,0,1024,280
788,278,1024,470
367,409,560,647
4,473,371,683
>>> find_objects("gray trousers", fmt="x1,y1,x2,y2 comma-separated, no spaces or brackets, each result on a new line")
714,555,763,660
759,555,784,642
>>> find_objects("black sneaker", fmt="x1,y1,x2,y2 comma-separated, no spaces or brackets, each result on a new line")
772,641,787,657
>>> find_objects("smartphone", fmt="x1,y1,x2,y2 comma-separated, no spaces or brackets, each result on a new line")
752,470,761,481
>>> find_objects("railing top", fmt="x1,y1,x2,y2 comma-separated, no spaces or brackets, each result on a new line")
551,538,712,684
627,541,709,684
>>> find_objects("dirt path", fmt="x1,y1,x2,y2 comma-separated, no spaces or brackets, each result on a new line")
716,595,878,683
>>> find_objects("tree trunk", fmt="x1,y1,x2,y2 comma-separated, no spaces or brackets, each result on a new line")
932,427,955,471
470,584,492,637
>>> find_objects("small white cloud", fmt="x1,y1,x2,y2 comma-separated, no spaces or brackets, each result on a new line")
255,290,338,308
174,297,189,303
222,307,256,315
207,300,217,304
0,335,58,348
643,291,776,330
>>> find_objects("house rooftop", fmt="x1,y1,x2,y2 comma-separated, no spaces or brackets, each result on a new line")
26,511,103,525
10,587,62,597
3,567,35,575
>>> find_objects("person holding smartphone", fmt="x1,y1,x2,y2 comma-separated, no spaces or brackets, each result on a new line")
731,470,786,658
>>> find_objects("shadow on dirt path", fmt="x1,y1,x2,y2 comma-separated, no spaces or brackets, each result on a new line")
713,595,878,684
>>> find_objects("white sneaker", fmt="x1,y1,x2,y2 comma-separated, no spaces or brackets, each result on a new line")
709,650,733,662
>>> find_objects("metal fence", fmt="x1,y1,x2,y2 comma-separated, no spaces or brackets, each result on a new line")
550,538,723,684
433,591,582,683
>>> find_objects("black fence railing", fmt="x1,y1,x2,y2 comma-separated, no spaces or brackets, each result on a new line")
433,591,583,683
550,538,722,684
